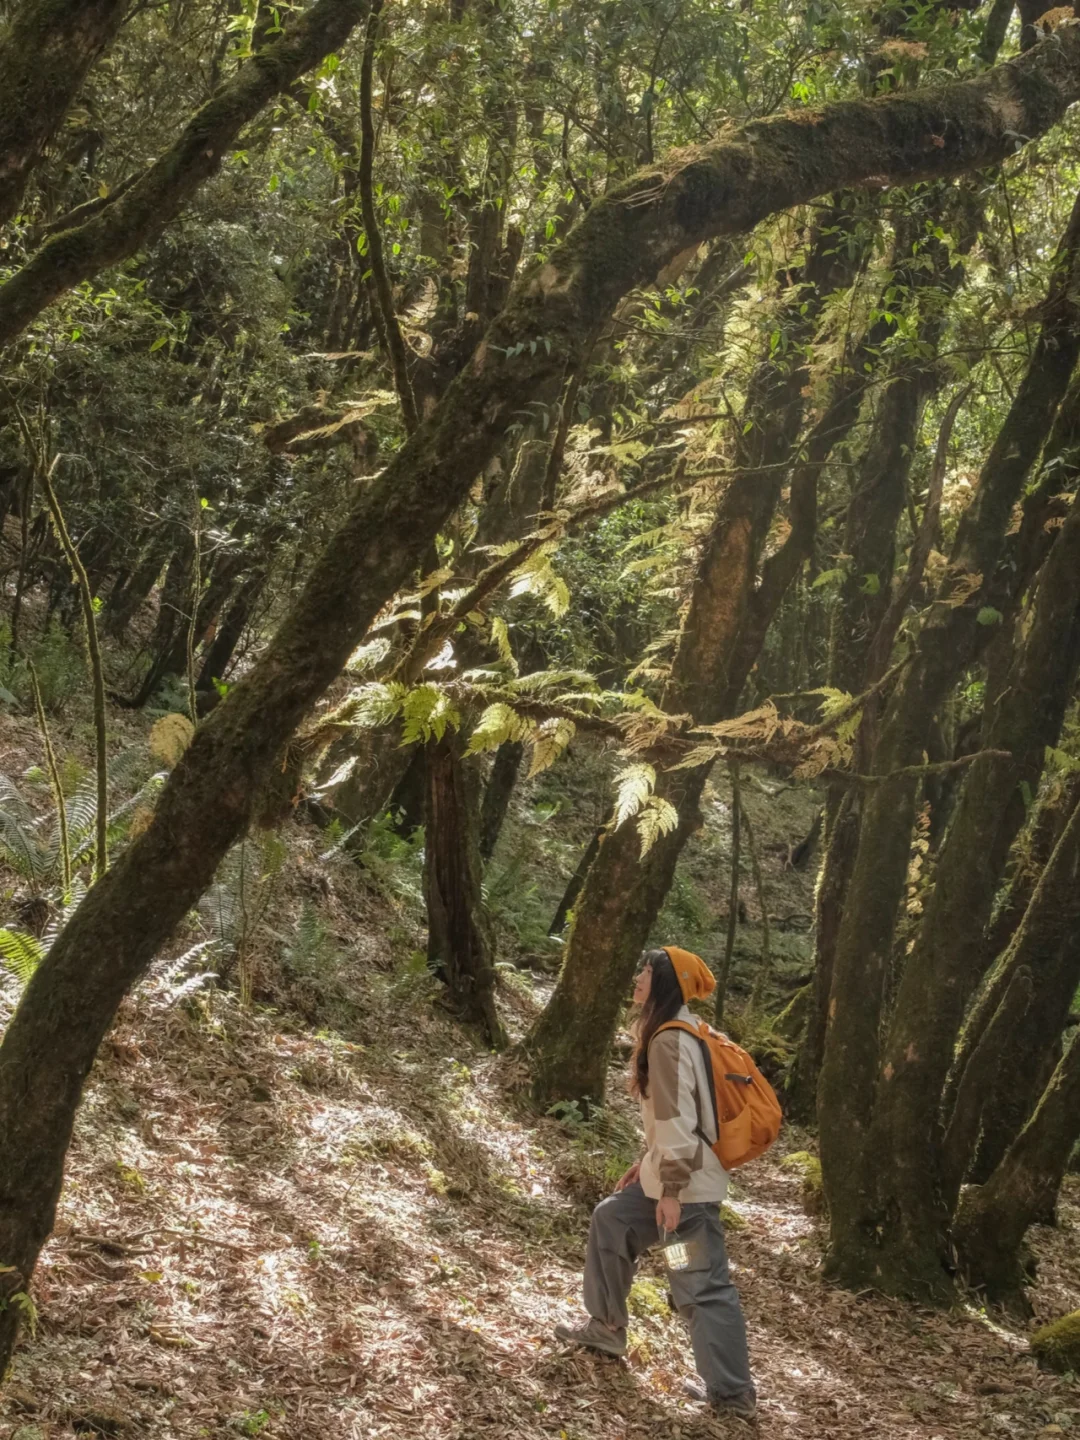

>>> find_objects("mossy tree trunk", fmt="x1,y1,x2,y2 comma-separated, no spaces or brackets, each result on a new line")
953,1031,1080,1309
0,38,1076,1368
523,198,885,1103
980,772,1080,990
819,189,1080,1297
787,788,858,1121
860,494,1080,1293
940,964,1035,1210
548,815,608,936
786,216,967,1119
958,794,1080,1191
423,732,506,1049
479,740,524,863
524,764,712,1102
197,567,270,688
0,0,131,227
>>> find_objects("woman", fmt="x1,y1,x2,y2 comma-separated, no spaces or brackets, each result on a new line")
554,946,757,1421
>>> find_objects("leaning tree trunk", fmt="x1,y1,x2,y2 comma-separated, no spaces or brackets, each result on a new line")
479,740,524,862
0,0,131,227
549,814,609,935
953,1031,1080,1310
858,495,1080,1296
105,529,174,637
522,197,877,1103
939,772,1080,1129
0,39,1075,1370
197,567,270,687
423,733,506,1049
786,788,858,1120
940,964,1035,1210
790,207,971,1117
818,187,1080,1296
526,764,712,1101
961,808,1080,1191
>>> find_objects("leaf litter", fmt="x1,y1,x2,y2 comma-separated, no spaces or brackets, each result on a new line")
0,833,1076,1439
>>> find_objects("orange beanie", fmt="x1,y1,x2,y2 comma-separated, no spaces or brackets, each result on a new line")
663,946,716,1002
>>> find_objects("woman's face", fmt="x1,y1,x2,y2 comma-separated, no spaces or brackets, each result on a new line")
632,962,652,1007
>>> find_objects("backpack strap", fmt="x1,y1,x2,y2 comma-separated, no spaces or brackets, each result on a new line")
653,1019,721,1144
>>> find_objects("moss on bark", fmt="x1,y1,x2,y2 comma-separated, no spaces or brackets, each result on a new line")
820,191,1080,1298
954,1033,1080,1309
1031,1311,1080,1373
0,0,129,227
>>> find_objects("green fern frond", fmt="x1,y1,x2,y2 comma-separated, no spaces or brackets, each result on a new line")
527,717,576,778
0,928,44,986
509,548,570,618
400,684,460,744
614,763,656,828
466,703,531,755
0,806,48,883
805,686,855,721
489,616,518,673
65,775,100,848
637,796,679,857
341,681,409,729
508,669,597,695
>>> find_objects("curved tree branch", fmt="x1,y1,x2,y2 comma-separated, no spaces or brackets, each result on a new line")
0,0,371,349
0,0,132,227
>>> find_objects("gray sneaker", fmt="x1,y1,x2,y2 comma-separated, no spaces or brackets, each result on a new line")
683,1377,758,1419
554,1317,627,1357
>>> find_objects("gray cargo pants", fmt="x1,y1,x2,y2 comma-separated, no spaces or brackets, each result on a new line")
583,1182,754,1401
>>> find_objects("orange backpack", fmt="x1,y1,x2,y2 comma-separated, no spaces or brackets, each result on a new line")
656,1019,782,1170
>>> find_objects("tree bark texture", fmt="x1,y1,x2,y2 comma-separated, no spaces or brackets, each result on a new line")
479,741,524,862
964,800,1080,1188
979,771,1080,992
787,787,859,1121
423,734,506,1049
197,568,269,687
827,219,967,696
792,221,968,1118
861,493,1080,1292
1,35,1080,1366
819,186,1080,1295
940,964,1034,1210
548,819,607,936
0,0,131,228
953,1031,1080,1307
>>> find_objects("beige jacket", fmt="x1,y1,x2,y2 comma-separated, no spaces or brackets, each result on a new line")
638,1005,729,1204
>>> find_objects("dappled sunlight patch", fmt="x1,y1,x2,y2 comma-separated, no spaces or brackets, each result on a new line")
3,957,1078,1437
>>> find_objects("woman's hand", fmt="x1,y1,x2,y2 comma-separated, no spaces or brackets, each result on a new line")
656,1195,682,1233
614,1162,641,1193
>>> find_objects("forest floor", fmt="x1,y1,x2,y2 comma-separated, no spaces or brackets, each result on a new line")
0,836,1078,1439
0,707,1078,1440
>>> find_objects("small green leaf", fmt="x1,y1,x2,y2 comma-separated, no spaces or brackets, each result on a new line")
150,335,168,352
976,606,1003,626
812,568,844,590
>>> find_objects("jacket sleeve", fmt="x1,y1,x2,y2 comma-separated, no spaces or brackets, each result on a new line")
646,1029,706,1200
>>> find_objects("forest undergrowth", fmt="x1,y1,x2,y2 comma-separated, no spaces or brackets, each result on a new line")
0,705,1076,1440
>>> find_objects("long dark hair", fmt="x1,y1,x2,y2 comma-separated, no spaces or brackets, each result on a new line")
630,948,685,1099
